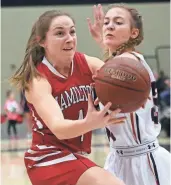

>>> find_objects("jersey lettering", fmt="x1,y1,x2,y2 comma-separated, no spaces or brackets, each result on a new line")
55,85,94,111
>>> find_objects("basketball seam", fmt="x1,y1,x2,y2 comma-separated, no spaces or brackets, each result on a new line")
95,78,145,92
115,64,150,87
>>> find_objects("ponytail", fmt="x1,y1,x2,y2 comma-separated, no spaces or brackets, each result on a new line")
10,22,44,90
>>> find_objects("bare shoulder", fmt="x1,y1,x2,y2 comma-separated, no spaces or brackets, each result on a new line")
84,54,104,75
84,54,104,66
25,77,52,104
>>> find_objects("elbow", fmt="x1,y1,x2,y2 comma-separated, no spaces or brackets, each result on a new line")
51,126,67,140
53,128,74,140
49,119,68,140
46,118,67,140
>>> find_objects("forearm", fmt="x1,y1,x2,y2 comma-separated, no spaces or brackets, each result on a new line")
53,119,92,140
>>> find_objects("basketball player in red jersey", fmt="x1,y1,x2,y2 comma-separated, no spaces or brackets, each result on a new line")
11,10,125,185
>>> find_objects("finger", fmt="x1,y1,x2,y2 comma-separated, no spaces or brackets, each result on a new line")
87,93,94,111
111,120,125,125
97,4,103,20
93,5,99,24
100,102,112,116
103,114,125,124
97,4,101,20
148,96,151,100
109,108,121,117
108,117,126,124
92,75,97,81
96,69,100,74
87,18,93,31
94,98,100,106
110,116,126,120
98,4,104,20
108,109,121,117
93,5,97,24
90,82,95,88
92,70,99,80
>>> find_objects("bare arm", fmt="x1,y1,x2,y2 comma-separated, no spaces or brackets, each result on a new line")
26,77,123,140
84,54,104,75
26,78,91,140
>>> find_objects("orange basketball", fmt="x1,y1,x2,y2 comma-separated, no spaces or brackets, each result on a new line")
94,56,151,113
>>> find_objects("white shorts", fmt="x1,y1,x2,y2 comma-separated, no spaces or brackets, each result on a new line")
104,145,170,185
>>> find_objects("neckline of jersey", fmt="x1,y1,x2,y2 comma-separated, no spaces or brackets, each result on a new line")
42,56,74,79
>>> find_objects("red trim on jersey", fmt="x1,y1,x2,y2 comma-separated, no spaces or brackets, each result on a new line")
147,153,155,175
147,154,159,185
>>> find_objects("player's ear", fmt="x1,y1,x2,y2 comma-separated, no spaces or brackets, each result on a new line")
36,36,46,48
39,42,46,48
131,28,139,39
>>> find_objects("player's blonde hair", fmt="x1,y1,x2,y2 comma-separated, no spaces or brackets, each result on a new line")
10,10,75,90
104,4,144,60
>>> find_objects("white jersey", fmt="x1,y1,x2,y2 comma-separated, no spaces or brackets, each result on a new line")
102,52,170,185
105,51,161,147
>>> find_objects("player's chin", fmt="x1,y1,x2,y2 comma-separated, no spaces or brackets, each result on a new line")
103,40,117,48
63,50,75,60
63,49,75,56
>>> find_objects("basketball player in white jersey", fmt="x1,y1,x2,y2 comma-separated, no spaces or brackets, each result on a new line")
87,4,170,185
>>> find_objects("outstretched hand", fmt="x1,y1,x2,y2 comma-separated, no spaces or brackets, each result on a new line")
87,4,104,47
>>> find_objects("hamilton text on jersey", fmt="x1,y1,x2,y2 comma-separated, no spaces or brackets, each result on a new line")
55,85,94,110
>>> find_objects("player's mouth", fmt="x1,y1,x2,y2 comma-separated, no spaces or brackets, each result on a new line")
105,33,114,38
63,48,73,51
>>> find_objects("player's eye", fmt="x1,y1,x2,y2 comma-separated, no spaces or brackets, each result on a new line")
56,31,64,36
104,22,109,25
116,21,123,25
70,30,76,35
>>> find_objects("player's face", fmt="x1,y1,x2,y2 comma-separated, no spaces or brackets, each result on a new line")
9,93,14,100
103,7,136,51
43,16,77,61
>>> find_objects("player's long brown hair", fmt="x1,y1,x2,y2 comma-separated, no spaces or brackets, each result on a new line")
10,10,75,91
104,4,144,60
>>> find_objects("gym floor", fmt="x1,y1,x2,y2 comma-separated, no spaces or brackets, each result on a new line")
1,132,170,185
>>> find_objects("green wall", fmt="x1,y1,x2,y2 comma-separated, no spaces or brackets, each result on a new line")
1,3,170,105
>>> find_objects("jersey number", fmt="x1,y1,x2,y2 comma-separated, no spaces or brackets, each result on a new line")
78,109,84,120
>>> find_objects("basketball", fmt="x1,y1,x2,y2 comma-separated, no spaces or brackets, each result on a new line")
94,56,151,113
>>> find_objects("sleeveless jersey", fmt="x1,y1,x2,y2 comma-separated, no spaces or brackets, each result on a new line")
25,52,94,168
105,52,161,147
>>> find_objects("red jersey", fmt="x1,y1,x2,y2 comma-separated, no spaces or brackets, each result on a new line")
25,52,94,169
